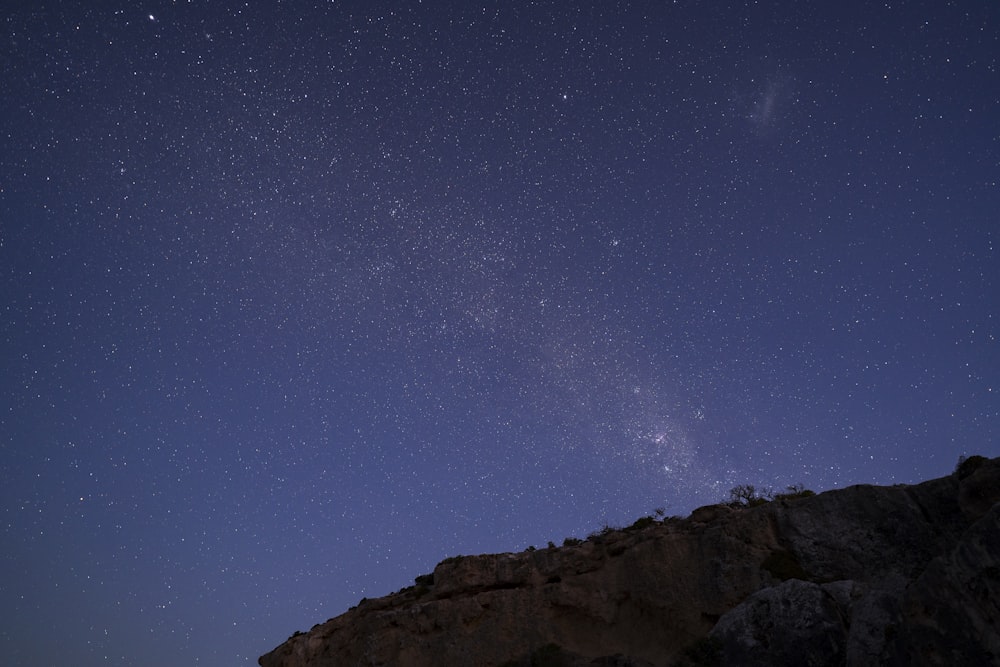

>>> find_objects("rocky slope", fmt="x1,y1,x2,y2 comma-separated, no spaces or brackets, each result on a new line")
259,456,1000,666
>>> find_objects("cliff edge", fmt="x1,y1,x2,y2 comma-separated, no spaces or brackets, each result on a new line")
259,456,1000,666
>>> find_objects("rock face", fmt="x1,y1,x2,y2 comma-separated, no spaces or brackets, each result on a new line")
259,456,1000,667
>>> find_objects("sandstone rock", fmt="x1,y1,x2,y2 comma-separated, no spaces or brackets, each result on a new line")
889,502,1000,665
710,578,848,666
259,457,1000,667
687,503,733,524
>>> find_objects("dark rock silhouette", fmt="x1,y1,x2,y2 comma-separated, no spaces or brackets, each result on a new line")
259,456,1000,666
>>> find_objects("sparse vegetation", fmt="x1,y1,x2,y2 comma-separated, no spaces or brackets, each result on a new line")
955,454,988,479
728,483,813,507
562,537,583,547
585,507,667,541
774,484,816,502
587,523,620,540
627,515,658,531
414,573,434,587
728,484,772,507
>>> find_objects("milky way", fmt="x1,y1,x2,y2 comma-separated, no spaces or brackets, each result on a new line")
1,2,997,665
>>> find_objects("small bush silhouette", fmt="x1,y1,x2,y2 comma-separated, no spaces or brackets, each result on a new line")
627,515,658,531
562,537,583,547
729,483,813,507
587,523,620,541
728,484,771,507
774,484,815,502
955,455,988,479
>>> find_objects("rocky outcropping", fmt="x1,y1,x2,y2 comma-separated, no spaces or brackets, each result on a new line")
259,456,1000,666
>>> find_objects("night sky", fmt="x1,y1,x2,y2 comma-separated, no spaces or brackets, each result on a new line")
2,1,998,665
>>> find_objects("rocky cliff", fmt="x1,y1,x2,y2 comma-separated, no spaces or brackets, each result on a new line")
259,456,1000,667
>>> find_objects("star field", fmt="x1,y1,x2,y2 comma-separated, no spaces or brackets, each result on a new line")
1,2,998,665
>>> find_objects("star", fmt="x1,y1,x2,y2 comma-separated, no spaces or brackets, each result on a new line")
1,3,995,665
